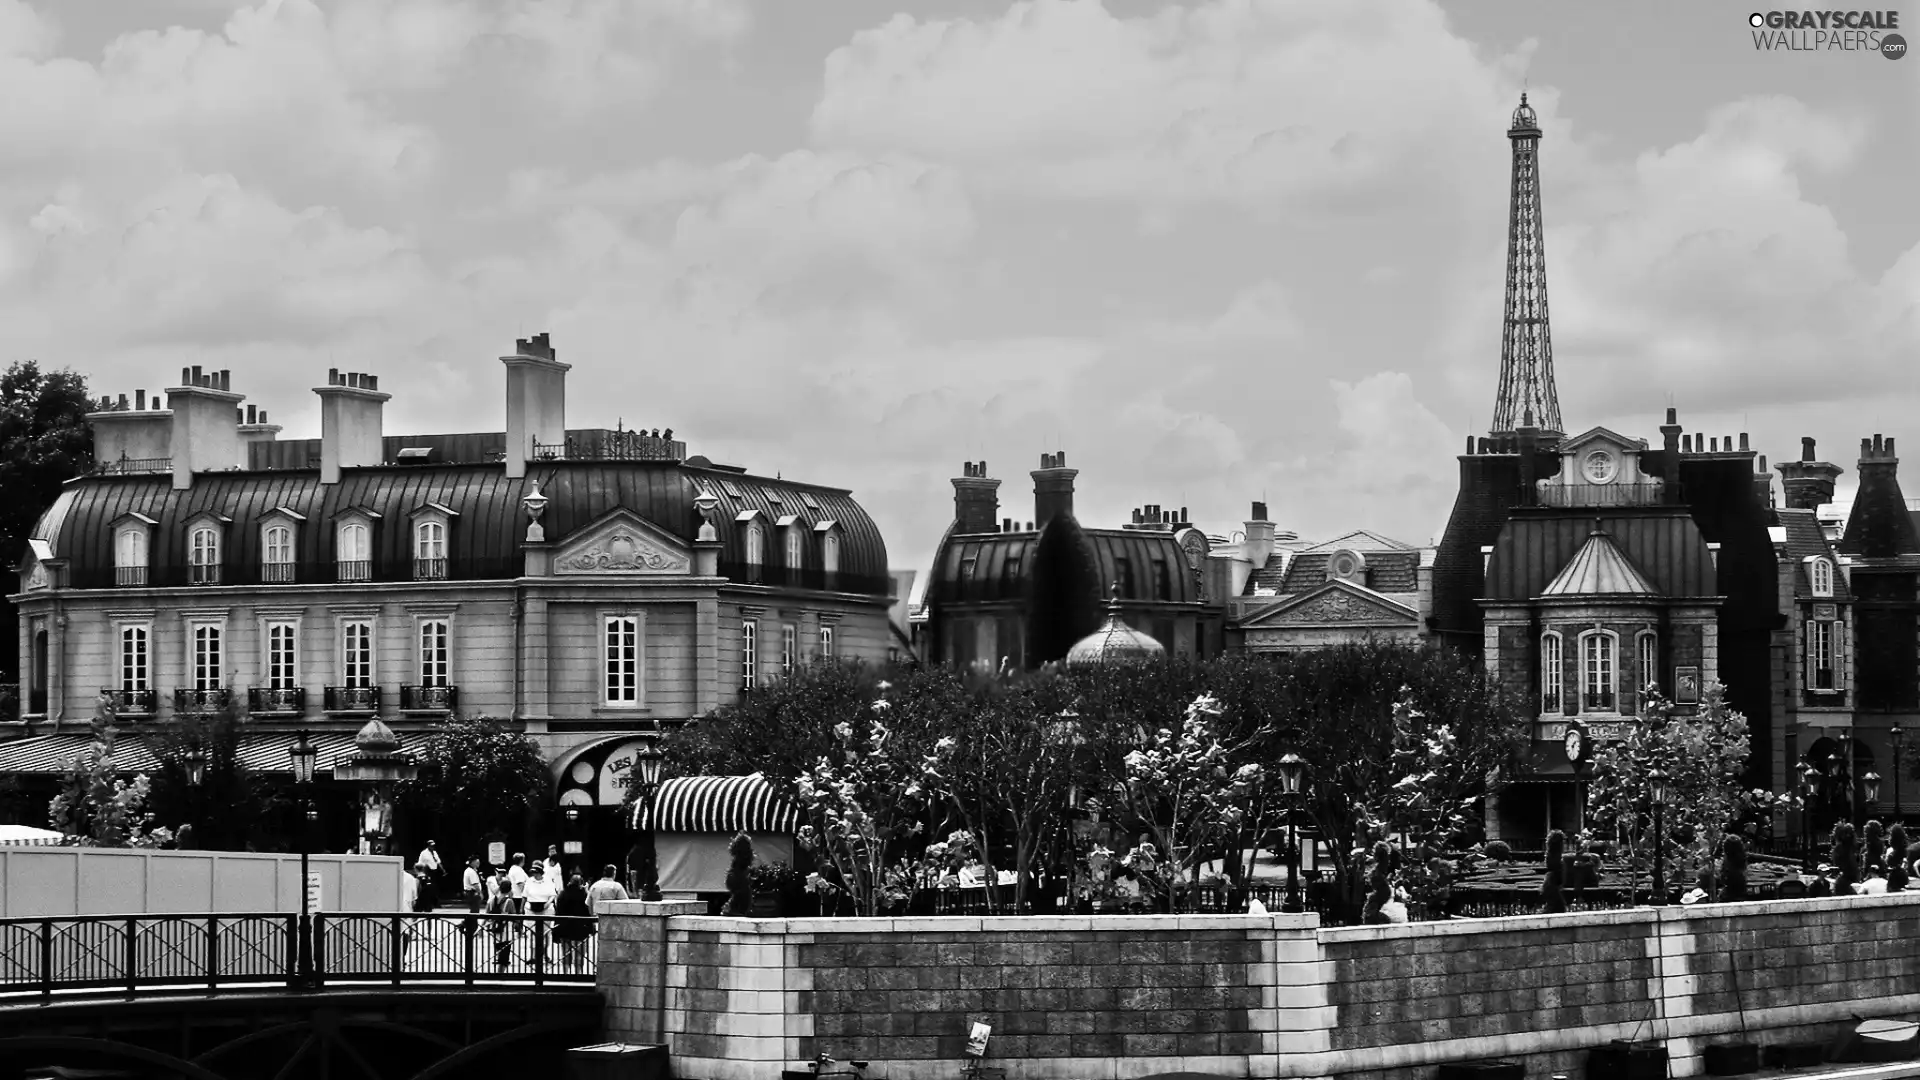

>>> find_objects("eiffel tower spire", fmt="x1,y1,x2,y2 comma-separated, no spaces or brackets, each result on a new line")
1490,93,1564,441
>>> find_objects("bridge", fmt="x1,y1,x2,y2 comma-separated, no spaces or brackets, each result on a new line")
0,912,604,1080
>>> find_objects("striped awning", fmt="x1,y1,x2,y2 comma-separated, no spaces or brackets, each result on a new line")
631,773,801,833
0,731,362,776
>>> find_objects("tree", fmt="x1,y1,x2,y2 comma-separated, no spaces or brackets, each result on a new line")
1024,515,1104,667
0,360,93,679
1111,692,1266,910
148,689,275,851
666,659,898,790
791,688,938,915
48,695,173,848
397,715,548,863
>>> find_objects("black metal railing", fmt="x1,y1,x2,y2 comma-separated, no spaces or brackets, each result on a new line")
337,559,372,583
174,688,232,714
1803,688,1848,708
532,430,685,463
69,557,527,590
400,685,458,713
1581,691,1616,712
717,560,892,597
189,563,222,586
115,566,148,587
325,686,381,713
413,558,448,582
1535,482,1667,508
106,689,157,716
91,456,173,476
248,687,307,715
262,561,297,584
0,912,596,1000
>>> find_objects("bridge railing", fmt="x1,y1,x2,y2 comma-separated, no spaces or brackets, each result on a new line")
0,912,596,1000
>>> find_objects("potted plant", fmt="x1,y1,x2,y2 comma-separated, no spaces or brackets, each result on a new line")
751,860,794,917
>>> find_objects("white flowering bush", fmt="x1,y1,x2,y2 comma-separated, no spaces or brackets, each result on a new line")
791,686,935,915
49,697,174,849
1113,693,1265,908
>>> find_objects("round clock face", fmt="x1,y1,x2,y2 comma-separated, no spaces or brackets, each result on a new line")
1564,727,1584,761
1583,450,1618,485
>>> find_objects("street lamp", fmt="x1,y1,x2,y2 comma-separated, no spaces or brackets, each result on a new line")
635,739,667,902
288,730,318,990
1648,768,1668,906
1865,771,1883,806
183,746,208,787
1275,752,1307,914
1893,724,1906,824
563,805,583,867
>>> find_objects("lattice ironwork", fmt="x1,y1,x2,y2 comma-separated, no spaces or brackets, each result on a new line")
1490,93,1564,440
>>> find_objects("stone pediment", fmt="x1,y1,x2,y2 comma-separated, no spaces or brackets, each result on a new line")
1237,579,1418,628
552,509,691,576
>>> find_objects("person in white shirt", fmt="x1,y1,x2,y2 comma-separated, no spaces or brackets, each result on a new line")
507,854,530,914
414,840,444,910
461,856,484,912
401,867,420,913
522,864,560,966
542,845,565,886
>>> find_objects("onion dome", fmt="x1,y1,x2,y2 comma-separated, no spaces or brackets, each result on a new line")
352,717,402,755
1065,584,1167,669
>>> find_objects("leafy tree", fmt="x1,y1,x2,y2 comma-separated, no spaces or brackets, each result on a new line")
1112,692,1266,910
792,688,938,915
397,715,547,864
666,660,898,790
0,360,93,679
148,688,274,851
48,695,173,848
1024,515,1104,667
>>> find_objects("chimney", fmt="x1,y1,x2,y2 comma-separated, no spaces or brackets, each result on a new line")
503,332,569,479
1516,421,1540,504
163,371,246,490
238,403,282,465
1661,408,1683,505
313,370,391,484
1030,451,1078,529
1243,500,1276,571
1841,433,1920,557
86,387,174,474
950,460,1001,534
1753,454,1773,507
1778,437,1844,511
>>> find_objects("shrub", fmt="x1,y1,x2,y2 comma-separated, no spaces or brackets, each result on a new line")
1720,836,1748,901
1541,830,1567,913
724,833,754,916
1890,824,1911,892
1484,840,1512,863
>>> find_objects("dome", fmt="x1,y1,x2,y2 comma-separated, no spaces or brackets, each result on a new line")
353,717,402,754
1065,589,1167,669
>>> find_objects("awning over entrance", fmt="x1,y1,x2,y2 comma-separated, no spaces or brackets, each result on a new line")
630,774,801,833
0,731,362,776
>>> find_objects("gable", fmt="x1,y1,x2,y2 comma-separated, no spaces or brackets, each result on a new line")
1559,426,1646,454
1237,579,1419,628
1301,530,1415,553
552,507,692,576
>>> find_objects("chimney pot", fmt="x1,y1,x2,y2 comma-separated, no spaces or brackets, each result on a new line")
1889,437,1897,456
1026,521,1034,531
1865,438,1875,457
1666,407,1678,424
1682,435,1692,453
191,365,203,385
1180,507,1188,522
135,389,146,411
246,405,257,424
220,370,231,391
258,410,266,423
117,393,128,409
329,368,340,385
1739,433,1750,451
180,367,191,386
1802,437,1816,461
1759,455,1768,471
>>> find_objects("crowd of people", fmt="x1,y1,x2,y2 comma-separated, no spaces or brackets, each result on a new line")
401,840,633,973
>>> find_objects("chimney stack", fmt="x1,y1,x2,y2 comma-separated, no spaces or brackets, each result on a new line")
1777,437,1844,511
313,369,390,484
1030,451,1078,529
238,402,282,465
161,370,246,489
1840,433,1919,558
503,332,569,479
86,383,175,473
1243,500,1276,571
1753,454,1774,507
951,460,1001,534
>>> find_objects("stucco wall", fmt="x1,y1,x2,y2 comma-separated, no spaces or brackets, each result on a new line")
600,893,1920,1080
0,847,404,917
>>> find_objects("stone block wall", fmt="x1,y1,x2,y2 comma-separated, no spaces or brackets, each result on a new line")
599,893,1920,1080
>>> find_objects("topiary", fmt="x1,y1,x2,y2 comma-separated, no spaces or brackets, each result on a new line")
1865,820,1887,875
1720,836,1748,902
1890,824,1911,892
1484,840,1512,863
1831,821,1859,895
724,832,755,916
1362,842,1393,924
1541,829,1567,914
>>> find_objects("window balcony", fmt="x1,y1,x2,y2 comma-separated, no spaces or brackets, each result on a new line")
336,560,372,583
1534,482,1669,508
91,456,172,476
324,686,381,715
1581,690,1616,712
400,684,458,714
413,558,447,582
261,562,296,584
1802,688,1848,709
248,687,307,716
115,566,148,587
174,688,231,714
106,689,156,716
189,564,222,586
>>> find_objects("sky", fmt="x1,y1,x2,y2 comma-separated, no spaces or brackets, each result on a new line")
1,0,1915,575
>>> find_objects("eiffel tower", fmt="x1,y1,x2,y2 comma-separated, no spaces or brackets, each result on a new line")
1489,93,1564,441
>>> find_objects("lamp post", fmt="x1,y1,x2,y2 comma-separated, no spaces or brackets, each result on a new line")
1275,751,1307,915
333,719,418,857
288,730,318,990
635,738,666,902
1865,771,1883,810
1893,724,1907,825
1649,768,1668,906
1799,761,1822,872
183,746,208,787
563,805,583,871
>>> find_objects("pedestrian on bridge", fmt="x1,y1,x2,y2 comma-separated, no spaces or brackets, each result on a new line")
462,856,485,912
415,840,444,909
588,864,630,912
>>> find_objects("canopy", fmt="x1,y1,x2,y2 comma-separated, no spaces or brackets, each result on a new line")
0,731,363,775
630,773,801,833
0,824,65,846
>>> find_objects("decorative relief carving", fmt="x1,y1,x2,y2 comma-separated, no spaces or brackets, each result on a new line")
1256,588,1413,626
557,528,688,575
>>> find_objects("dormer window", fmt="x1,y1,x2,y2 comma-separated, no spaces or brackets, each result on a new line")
1328,549,1366,585
112,514,156,587
260,508,304,584
335,512,377,583
409,503,458,582
736,510,767,584
1808,556,1834,598
185,514,230,586
785,521,804,569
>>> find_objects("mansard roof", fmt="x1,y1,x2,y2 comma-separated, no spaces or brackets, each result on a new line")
1540,530,1659,598
1483,511,1718,601
928,521,1200,607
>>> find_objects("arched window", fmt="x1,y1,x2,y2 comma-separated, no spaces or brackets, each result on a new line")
114,527,149,587
822,531,841,575
746,523,765,566
785,526,803,570
263,524,294,583
337,521,370,582
1539,632,1563,714
1578,630,1617,712
1809,557,1834,598
1637,632,1660,697
189,527,221,585
414,520,447,581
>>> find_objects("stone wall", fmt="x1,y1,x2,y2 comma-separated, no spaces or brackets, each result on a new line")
599,892,1920,1080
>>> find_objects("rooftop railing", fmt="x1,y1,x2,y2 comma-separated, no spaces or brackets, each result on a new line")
531,428,685,463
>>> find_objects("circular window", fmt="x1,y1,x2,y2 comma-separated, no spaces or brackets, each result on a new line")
569,759,595,785
1583,450,1618,485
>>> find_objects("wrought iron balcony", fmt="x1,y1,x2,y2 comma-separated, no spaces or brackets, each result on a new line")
106,689,157,716
1534,482,1668,508
336,559,372,583
174,688,232,714
716,560,893,597
189,563,222,586
115,566,148,587
248,687,307,716
1802,688,1848,709
91,456,172,476
400,684,458,713
413,558,448,582
1580,690,1616,712
324,686,381,714
261,561,297,584
531,428,685,463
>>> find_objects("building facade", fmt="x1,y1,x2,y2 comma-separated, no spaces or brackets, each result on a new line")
5,334,895,858
1215,503,1433,653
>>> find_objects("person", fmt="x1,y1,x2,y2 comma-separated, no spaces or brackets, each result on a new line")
542,844,565,885
461,856,485,912
415,840,444,910
587,864,630,912
507,853,530,914
523,864,559,966
401,867,420,913
484,876,516,972
553,873,594,974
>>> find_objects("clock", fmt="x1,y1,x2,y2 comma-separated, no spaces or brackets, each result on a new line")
1563,724,1586,763
1582,450,1618,485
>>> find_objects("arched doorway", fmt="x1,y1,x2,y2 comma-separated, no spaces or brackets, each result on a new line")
549,736,654,883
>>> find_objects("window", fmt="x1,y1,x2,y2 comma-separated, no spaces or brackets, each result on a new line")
782,624,797,675
786,527,804,569
192,625,223,690
1637,632,1659,697
341,620,374,688
414,521,447,581
114,527,149,587
1540,632,1562,713
1154,559,1171,601
119,626,149,692
1579,631,1616,712
741,618,759,689
190,527,222,585
820,624,835,660
745,524,765,567
1116,557,1134,596
1808,619,1836,690
822,532,841,575
263,525,295,583
1809,557,1835,598
265,621,298,690
604,616,639,705
337,521,371,582
419,619,450,688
